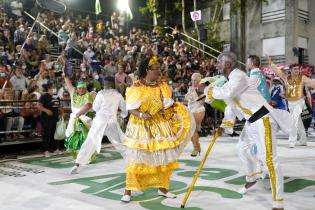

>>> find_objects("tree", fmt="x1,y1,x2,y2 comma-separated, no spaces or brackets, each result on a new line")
139,0,160,26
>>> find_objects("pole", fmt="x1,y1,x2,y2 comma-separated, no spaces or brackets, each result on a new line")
180,129,219,208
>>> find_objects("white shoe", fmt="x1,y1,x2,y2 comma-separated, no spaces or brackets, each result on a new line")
157,190,177,198
289,143,295,148
70,166,79,174
238,181,258,194
121,194,131,203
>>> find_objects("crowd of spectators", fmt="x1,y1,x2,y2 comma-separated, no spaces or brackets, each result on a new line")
0,2,221,143
1,1,294,146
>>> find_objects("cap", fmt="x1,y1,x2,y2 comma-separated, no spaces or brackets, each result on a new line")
76,81,87,89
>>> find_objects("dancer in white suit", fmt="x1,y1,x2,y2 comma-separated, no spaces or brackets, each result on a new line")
270,62,315,148
70,77,128,174
205,52,292,210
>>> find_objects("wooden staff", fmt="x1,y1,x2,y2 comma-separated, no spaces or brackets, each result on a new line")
180,128,220,208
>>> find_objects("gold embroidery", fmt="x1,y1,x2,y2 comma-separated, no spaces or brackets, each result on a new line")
285,75,303,101
124,103,191,152
263,117,284,202
126,161,177,191
247,171,262,177
221,120,234,128
207,87,214,100
234,99,253,116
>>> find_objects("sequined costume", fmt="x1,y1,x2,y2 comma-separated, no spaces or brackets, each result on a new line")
123,80,195,191
205,69,293,209
64,90,94,157
285,75,307,146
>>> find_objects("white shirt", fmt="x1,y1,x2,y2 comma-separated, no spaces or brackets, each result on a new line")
10,75,27,91
93,89,128,120
206,69,292,133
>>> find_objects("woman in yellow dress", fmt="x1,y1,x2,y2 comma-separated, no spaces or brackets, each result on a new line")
121,56,195,202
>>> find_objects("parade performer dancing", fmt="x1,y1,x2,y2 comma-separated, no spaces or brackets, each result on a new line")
205,52,292,210
63,73,94,158
121,55,195,203
185,73,205,157
269,62,315,148
70,77,128,174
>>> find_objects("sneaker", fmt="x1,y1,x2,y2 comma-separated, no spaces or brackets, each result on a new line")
44,151,51,158
157,190,177,198
289,143,295,148
70,165,79,174
121,194,131,203
238,181,258,194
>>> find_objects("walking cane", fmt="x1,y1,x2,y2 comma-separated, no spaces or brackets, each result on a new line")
180,128,220,208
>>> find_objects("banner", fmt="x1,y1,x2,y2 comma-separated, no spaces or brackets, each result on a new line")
190,10,201,21
95,0,101,15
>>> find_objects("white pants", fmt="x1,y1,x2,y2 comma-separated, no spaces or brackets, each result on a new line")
221,106,236,135
238,117,284,208
76,119,125,166
288,99,307,144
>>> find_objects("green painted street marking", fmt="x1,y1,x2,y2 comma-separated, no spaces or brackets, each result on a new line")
284,179,315,193
49,172,242,210
225,176,246,185
177,168,238,180
20,150,122,169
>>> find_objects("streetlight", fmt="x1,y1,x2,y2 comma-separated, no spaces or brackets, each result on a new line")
117,0,129,12
116,0,132,34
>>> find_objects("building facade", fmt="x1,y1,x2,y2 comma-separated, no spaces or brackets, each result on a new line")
201,0,315,66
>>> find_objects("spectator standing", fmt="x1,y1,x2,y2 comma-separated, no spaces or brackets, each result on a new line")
37,83,59,157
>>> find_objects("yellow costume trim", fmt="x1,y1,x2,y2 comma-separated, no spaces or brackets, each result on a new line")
126,161,178,190
159,82,172,99
247,171,262,177
207,87,214,100
221,120,234,128
148,55,158,67
285,75,304,101
124,103,191,152
263,117,284,202
126,161,179,174
234,99,253,116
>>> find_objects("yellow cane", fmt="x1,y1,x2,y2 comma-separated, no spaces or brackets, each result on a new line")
180,129,220,208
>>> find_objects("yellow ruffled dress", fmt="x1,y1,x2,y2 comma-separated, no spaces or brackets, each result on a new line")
124,81,195,191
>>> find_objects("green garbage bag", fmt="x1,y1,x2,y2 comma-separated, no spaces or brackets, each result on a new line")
64,118,89,158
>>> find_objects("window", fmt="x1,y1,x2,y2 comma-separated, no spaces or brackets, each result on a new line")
298,0,309,22
297,36,309,64
261,0,285,24
223,3,230,21
262,36,285,56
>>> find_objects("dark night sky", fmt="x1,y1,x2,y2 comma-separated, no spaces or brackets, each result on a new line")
22,0,146,22
66,0,145,20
